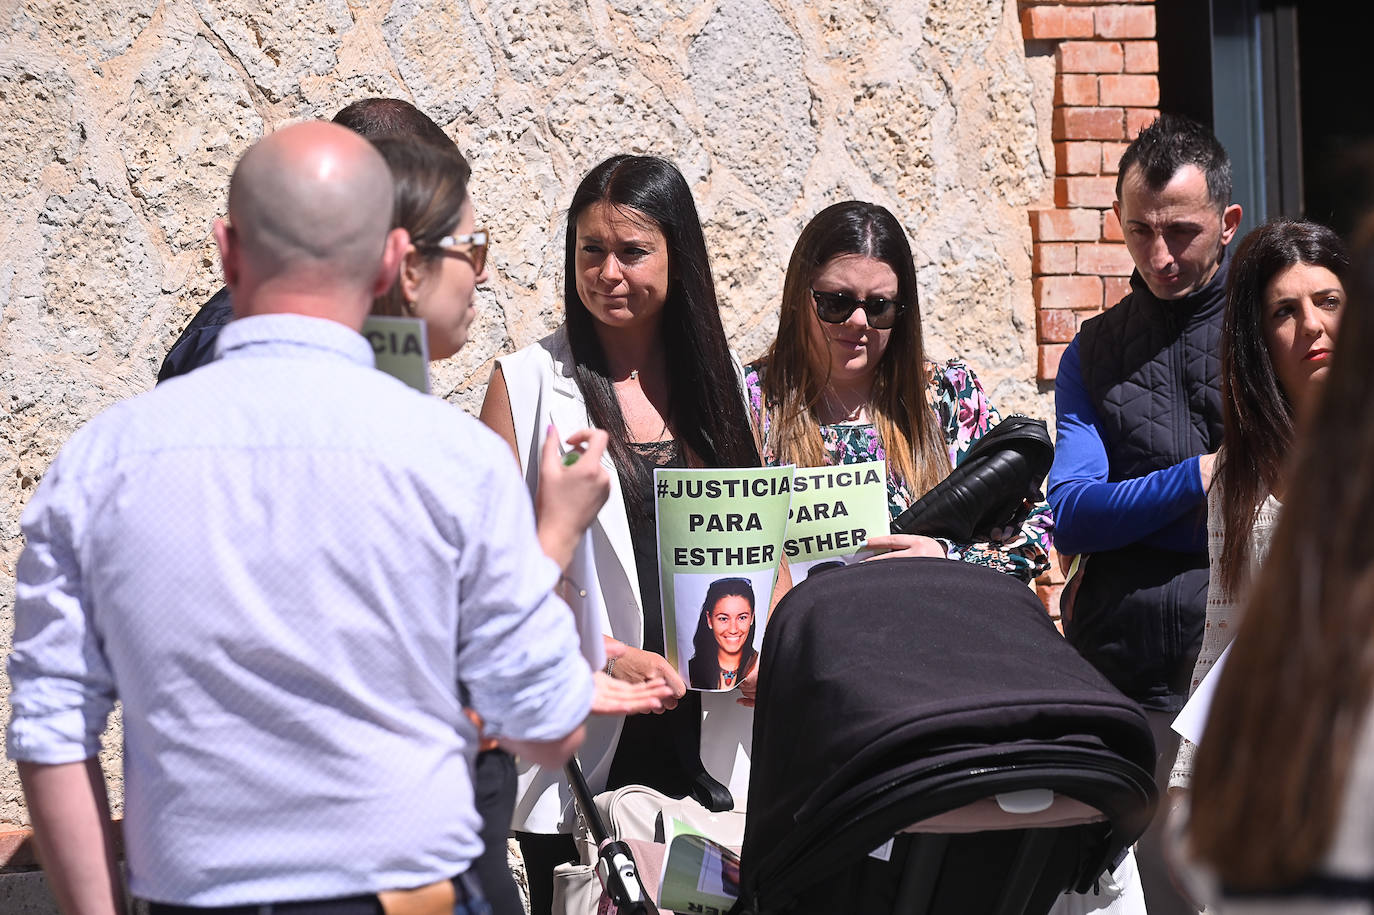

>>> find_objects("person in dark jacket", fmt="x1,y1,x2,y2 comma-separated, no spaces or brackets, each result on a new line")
1048,114,1242,915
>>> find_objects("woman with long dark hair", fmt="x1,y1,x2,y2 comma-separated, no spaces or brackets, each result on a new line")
481,155,765,915
746,200,1051,581
1185,235,1372,910
688,578,759,691
1169,219,1348,792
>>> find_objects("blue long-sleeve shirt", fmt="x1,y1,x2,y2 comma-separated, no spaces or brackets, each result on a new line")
1048,337,1207,556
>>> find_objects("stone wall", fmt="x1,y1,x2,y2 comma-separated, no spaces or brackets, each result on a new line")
0,0,1054,825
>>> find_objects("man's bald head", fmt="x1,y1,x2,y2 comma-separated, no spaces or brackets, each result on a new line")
219,121,401,322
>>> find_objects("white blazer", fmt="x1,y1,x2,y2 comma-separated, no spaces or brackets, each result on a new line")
500,327,756,833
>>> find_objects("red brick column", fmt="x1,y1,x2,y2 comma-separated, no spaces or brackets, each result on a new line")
1021,1,1159,385
1020,1,1159,621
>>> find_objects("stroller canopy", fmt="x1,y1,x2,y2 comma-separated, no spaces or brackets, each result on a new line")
737,558,1157,914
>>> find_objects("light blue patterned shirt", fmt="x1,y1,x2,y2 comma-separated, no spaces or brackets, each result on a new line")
7,314,592,907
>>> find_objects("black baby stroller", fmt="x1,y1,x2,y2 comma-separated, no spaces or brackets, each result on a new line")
731,558,1158,915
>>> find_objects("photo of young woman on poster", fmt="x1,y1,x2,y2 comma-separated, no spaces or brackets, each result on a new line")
687,577,760,691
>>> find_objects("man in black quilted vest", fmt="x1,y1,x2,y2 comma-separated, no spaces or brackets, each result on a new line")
1048,114,1241,914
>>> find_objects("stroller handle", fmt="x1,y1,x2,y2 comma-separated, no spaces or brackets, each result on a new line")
564,761,662,915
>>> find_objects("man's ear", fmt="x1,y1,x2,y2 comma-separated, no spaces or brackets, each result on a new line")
371,227,411,299
213,218,239,289
1112,199,1123,228
1220,203,1243,246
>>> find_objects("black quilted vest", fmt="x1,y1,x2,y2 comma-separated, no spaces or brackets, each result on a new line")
1065,256,1227,712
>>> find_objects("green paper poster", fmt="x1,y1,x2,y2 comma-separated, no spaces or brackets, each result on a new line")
783,460,889,582
657,817,741,915
655,466,794,692
361,315,429,393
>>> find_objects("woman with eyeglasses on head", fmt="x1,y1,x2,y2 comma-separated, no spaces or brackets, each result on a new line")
746,201,1051,581
368,135,489,358
481,154,774,915
370,136,672,915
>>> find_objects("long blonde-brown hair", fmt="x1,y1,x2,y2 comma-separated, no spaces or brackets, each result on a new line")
1190,235,1374,890
759,201,949,497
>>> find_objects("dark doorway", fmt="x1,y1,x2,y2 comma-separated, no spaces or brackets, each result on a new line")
1298,5,1374,238
1157,1,1374,239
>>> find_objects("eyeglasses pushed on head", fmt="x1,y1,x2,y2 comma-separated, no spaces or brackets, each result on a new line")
810,288,906,330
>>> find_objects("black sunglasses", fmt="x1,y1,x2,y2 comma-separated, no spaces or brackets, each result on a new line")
810,289,906,330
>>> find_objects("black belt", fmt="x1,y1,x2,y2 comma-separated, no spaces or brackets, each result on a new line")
147,872,487,915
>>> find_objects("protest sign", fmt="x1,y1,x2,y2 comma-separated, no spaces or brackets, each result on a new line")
361,315,429,393
783,460,889,582
657,817,741,915
655,467,793,692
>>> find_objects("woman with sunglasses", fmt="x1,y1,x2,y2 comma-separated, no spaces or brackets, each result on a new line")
746,201,1051,581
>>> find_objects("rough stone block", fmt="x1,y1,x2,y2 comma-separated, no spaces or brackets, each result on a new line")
1095,5,1155,39
1057,41,1124,74
689,0,813,211
548,58,709,184
383,0,495,125
1123,40,1159,73
490,0,595,84
1054,175,1118,208
24,0,158,60
1053,107,1124,141
190,0,354,103
1031,209,1101,242
1055,141,1102,176
121,36,262,257
1033,242,1078,275
1076,242,1134,275
1098,74,1158,107
1035,274,1102,311
0,65,81,212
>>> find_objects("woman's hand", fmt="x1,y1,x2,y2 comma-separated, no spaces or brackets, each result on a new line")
736,665,760,708
535,426,610,570
591,671,676,716
862,533,948,560
605,642,686,712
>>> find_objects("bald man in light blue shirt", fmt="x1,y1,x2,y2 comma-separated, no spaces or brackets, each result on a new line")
8,121,593,915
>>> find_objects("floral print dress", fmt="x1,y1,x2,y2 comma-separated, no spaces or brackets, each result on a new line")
744,359,1053,583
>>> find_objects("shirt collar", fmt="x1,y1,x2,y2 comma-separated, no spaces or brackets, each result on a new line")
1127,243,1232,319
215,314,376,369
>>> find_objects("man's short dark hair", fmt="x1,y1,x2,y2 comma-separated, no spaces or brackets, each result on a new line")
1115,114,1232,209
331,98,470,193
332,98,455,150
